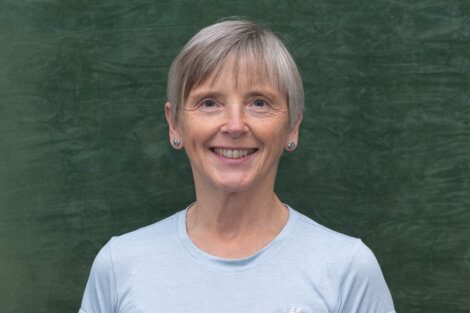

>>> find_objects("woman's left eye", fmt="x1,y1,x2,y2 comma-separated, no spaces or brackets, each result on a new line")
201,99,216,107
253,99,266,107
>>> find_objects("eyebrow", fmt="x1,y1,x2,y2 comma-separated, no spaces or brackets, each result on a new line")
188,88,282,102
186,91,224,104
245,89,283,102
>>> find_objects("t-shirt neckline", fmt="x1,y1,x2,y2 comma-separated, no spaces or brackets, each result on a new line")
176,204,298,271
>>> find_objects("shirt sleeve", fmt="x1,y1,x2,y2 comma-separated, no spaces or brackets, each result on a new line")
337,240,396,313
79,239,117,313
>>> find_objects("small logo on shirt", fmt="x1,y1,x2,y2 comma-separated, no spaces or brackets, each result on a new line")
289,307,302,313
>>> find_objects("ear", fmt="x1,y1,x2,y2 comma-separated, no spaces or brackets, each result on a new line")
286,113,302,151
165,102,183,149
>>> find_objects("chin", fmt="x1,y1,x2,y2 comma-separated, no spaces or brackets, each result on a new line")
212,177,254,193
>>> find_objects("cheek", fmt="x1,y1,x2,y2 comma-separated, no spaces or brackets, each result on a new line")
255,120,290,142
180,123,214,154
178,115,203,141
254,129,288,154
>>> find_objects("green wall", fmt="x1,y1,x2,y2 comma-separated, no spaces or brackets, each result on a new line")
1,0,469,312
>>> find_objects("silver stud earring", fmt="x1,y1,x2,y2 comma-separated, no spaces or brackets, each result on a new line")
287,141,296,151
172,138,181,147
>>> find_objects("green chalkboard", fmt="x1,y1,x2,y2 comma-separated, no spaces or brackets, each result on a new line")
1,1,469,312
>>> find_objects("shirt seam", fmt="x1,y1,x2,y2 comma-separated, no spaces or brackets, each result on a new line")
108,237,119,313
176,205,299,273
335,238,362,313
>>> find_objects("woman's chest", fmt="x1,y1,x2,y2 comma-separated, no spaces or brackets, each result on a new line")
115,266,336,313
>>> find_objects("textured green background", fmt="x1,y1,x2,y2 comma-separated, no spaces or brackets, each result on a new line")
1,0,469,312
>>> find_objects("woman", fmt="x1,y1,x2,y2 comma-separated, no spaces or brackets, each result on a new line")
80,20,395,313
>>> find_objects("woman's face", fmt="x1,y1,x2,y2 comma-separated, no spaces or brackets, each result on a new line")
166,60,301,194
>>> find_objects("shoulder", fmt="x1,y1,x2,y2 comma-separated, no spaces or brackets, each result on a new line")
100,210,183,268
288,209,395,312
111,210,180,246
290,209,361,261
81,210,185,312
337,240,395,312
290,208,386,275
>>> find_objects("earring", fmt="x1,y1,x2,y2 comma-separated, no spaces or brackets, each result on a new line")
172,138,181,147
287,141,296,151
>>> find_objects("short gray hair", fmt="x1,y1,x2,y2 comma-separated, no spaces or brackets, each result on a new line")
167,19,303,129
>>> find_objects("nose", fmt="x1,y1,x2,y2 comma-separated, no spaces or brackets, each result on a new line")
221,104,248,138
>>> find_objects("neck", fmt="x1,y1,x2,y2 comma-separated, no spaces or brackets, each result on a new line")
187,178,288,242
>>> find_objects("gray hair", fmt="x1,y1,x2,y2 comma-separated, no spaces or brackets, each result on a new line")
167,19,303,129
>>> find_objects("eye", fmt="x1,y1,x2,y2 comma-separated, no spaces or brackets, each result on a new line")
253,99,267,108
201,99,216,108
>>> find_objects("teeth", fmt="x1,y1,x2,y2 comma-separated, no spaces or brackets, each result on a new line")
213,148,254,159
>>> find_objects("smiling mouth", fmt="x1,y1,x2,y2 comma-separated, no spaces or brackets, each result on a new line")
211,148,257,159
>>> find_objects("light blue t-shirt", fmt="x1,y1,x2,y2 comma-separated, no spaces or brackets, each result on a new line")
79,206,396,313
